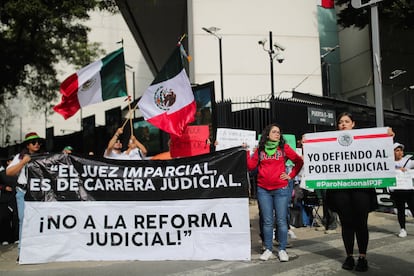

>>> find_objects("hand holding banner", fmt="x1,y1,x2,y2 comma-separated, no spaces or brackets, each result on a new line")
303,127,396,189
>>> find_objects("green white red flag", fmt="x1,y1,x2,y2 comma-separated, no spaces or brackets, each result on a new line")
54,48,127,119
137,45,196,137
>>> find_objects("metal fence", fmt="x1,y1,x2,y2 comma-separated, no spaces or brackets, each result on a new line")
215,92,414,149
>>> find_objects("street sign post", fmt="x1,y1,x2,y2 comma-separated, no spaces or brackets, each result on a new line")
351,0,384,127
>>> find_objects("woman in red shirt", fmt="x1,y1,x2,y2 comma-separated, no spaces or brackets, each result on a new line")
246,123,303,262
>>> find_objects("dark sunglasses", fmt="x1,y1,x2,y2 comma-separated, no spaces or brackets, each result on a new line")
29,139,42,145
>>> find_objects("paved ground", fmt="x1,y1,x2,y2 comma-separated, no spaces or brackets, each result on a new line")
1,200,413,275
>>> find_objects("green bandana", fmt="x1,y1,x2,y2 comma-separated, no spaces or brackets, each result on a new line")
265,141,279,156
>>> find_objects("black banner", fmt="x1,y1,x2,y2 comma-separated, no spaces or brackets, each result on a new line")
26,147,248,202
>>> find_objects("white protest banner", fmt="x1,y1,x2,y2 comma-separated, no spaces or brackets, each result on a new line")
20,148,250,264
303,127,396,189
215,128,256,151
390,169,414,190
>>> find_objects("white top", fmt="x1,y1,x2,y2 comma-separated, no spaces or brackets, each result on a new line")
395,155,414,170
7,154,27,185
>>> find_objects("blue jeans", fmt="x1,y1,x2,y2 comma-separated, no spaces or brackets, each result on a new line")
16,187,26,250
257,186,290,251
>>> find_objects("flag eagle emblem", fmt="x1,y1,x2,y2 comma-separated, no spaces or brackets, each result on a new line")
80,78,97,92
154,86,177,111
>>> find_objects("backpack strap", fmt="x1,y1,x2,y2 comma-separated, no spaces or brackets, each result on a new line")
402,158,410,168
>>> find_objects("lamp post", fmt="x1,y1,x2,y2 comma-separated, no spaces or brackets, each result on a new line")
258,31,285,99
125,64,136,118
202,26,224,101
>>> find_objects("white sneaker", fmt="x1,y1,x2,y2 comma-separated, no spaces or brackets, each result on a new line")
288,229,297,239
1,241,9,246
260,249,274,261
278,250,289,262
398,228,407,238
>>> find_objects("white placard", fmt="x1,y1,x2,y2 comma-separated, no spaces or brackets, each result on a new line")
303,127,396,189
216,128,257,151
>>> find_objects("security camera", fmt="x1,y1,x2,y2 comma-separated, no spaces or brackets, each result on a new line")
258,39,267,45
389,69,407,80
273,42,286,51
275,53,284,63
202,26,220,34
322,45,339,52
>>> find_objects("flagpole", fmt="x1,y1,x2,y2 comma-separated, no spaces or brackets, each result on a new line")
121,98,141,130
121,99,133,130
124,60,135,135
128,101,133,135
129,118,133,136
121,116,129,129
178,34,186,45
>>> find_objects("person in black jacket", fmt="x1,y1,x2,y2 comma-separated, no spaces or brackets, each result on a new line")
0,156,19,245
7,132,45,262
326,112,394,272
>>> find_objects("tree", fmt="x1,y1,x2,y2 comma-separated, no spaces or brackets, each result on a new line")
336,0,414,29
0,0,119,112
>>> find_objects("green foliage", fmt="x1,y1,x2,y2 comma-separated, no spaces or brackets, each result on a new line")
0,0,118,111
336,0,414,30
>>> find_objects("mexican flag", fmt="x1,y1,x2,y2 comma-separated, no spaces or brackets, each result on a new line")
54,48,127,119
317,0,334,9
137,45,196,137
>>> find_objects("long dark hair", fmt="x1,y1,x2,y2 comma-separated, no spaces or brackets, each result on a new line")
257,123,286,153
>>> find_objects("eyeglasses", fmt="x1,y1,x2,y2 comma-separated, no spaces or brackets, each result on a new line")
29,139,42,146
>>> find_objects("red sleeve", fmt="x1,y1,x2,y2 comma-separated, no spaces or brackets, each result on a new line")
246,149,260,171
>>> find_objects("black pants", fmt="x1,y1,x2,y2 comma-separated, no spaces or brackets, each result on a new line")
320,190,338,230
328,189,372,255
0,193,19,244
391,190,414,229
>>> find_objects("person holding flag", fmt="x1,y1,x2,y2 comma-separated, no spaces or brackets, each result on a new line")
104,127,147,160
